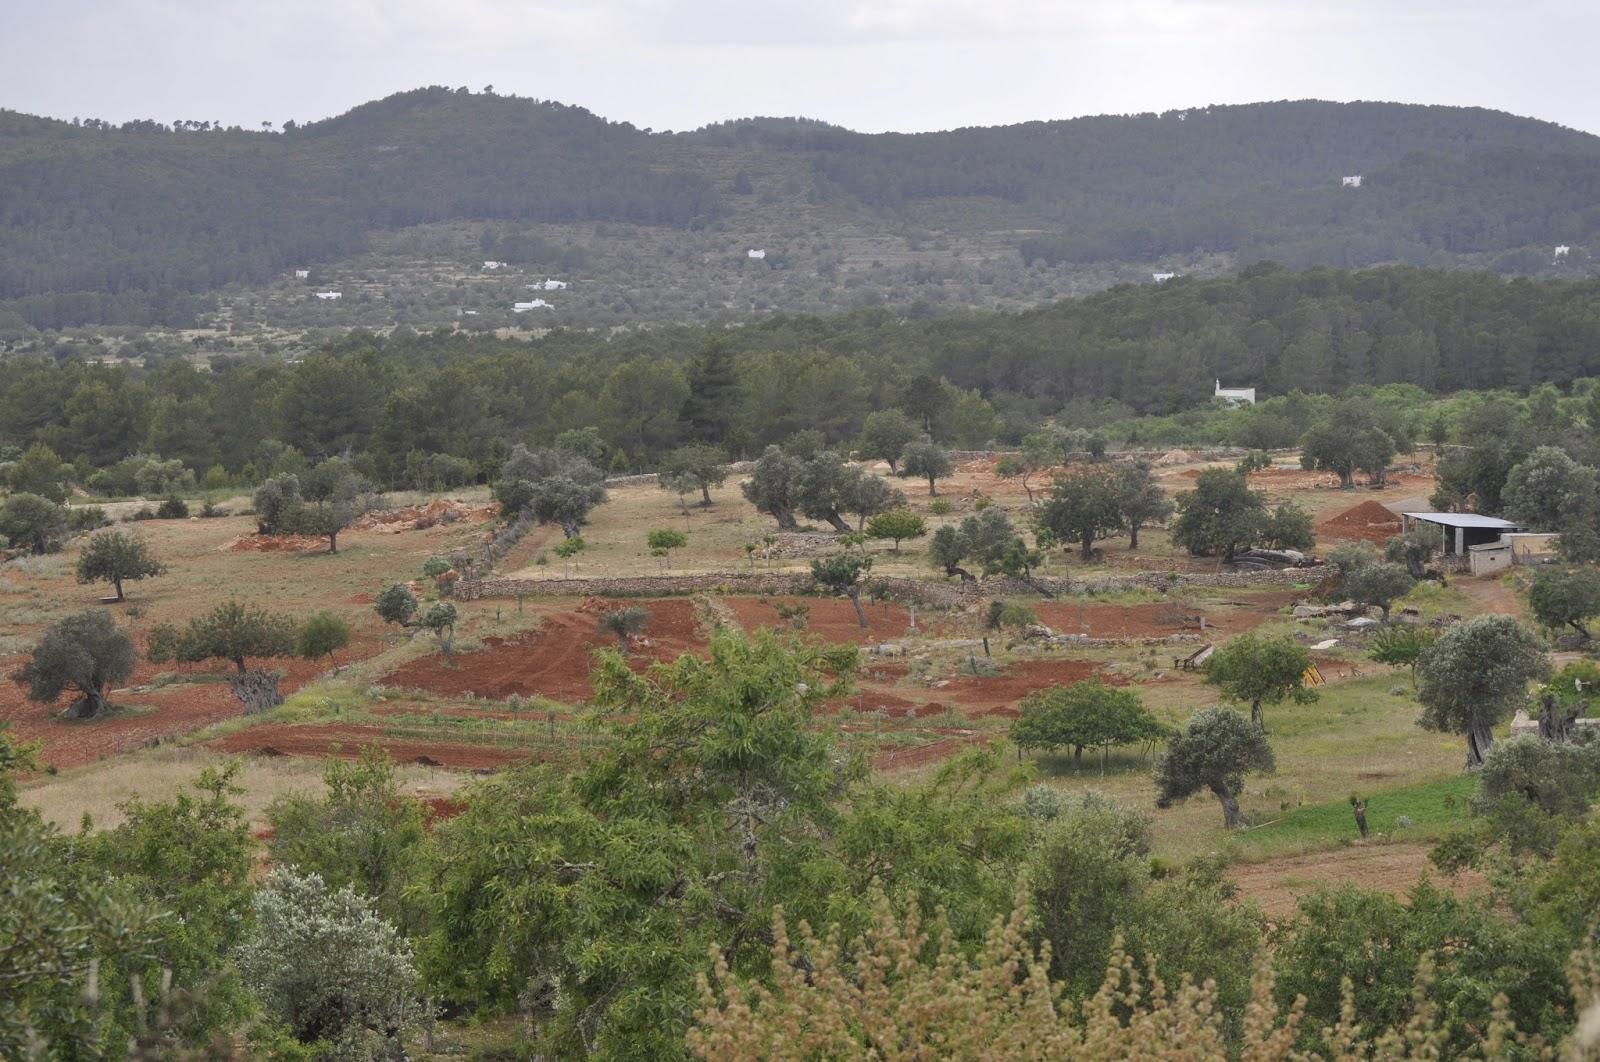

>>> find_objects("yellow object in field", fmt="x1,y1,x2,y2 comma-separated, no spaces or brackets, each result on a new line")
1302,663,1326,688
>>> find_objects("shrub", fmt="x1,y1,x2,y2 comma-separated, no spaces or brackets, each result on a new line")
155,496,189,520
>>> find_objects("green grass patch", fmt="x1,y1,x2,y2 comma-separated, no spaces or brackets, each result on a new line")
1233,774,1475,859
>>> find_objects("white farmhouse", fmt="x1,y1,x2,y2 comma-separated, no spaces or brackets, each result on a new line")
1152,271,1176,282
1341,175,1362,188
747,249,766,260
313,291,342,301
513,299,551,312
293,269,310,279
1214,380,1256,406
483,260,504,271
1555,245,1571,259
529,279,569,291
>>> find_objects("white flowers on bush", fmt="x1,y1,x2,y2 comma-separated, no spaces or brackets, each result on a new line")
238,867,427,1056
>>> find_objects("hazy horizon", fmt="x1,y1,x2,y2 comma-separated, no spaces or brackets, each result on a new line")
4,1,1598,137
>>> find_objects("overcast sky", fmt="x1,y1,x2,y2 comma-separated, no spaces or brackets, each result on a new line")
4,0,1596,135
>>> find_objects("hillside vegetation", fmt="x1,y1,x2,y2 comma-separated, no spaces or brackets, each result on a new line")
5,91,1600,329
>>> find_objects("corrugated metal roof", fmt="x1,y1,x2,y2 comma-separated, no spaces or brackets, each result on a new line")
1401,512,1526,530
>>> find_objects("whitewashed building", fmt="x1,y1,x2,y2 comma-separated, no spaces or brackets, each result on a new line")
529,279,569,291
747,249,766,260
1555,245,1572,259
482,260,504,271
1214,380,1256,405
293,269,310,279
313,291,342,300
513,299,551,312
1152,271,1176,282
1342,175,1363,188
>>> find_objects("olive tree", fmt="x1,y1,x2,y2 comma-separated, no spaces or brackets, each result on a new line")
1169,469,1267,562
741,446,805,531
659,444,727,506
74,529,166,602
252,473,303,535
238,868,427,1056
1114,461,1173,550
493,444,607,538
1528,566,1600,641
811,552,873,627
1155,706,1275,828
15,609,137,719
419,602,458,660
1011,679,1169,768
1037,466,1123,561
293,458,376,554
1502,446,1599,532
1416,615,1550,766
928,523,974,581
1203,634,1316,729
147,600,299,713
898,437,951,496
1343,562,1416,623
297,611,352,665
856,409,919,473
1385,529,1438,579
598,606,649,654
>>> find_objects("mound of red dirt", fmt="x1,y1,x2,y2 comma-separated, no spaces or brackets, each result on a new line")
352,499,497,533
1318,500,1402,544
382,599,705,703
225,533,327,553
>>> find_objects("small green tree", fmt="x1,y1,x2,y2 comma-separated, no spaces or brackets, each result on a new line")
297,611,352,664
292,458,375,554
647,528,688,572
6,443,68,503
1261,501,1315,551
928,523,973,581
1369,625,1438,683
1203,634,1316,729
811,552,874,627
1343,562,1416,623
1155,706,1275,828
1385,530,1438,579
898,437,951,496
1114,461,1173,550
147,600,298,675
1528,566,1600,641
15,610,137,719
1011,679,1169,768
856,409,919,473
252,473,302,534
598,606,648,654
865,509,927,553
374,584,419,628
74,529,166,602
1416,615,1550,766
0,492,68,554
419,602,458,660
1502,446,1599,532
660,444,728,506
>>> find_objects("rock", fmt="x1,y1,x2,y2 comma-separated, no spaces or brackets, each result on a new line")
1346,617,1379,630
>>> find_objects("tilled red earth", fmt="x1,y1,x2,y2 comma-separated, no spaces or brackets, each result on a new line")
724,596,915,644
207,723,538,771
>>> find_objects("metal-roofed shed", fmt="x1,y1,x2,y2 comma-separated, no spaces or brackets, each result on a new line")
1401,512,1527,556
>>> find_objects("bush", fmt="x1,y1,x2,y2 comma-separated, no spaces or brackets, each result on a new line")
65,506,110,533
155,496,189,520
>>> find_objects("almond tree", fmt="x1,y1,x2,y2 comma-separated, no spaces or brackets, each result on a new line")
74,529,166,602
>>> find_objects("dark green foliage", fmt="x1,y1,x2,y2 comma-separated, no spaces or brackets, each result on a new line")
1385,529,1438,577
741,446,805,530
6,443,68,502
289,457,374,553
0,491,68,554
373,583,419,627
419,602,458,658
1155,707,1275,828
146,600,298,674
1528,566,1600,640
811,552,874,627
492,443,607,537
154,495,188,519
1416,615,1550,766
74,528,166,601
1261,500,1315,551
1114,461,1173,550
1036,466,1123,561
898,437,951,496
16,609,137,719
252,473,303,534
1169,469,1268,562
296,611,352,663
1501,446,1599,531
857,409,919,472
659,443,727,505
1299,399,1400,488
598,605,648,653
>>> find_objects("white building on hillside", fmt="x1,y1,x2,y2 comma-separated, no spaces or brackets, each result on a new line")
530,279,568,290
1342,175,1363,188
1152,271,1176,282
1215,380,1256,405
314,291,342,300
513,299,551,312
293,269,310,279
747,248,766,259
1555,245,1571,259
482,260,504,270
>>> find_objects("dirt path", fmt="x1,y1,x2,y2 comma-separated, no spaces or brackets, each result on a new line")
1228,842,1485,919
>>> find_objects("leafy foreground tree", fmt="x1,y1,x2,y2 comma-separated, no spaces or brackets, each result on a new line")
1416,615,1550,766
147,600,299,713
239,867,428,1058
690,880,1576,1060
267,747,428,934
415,632,1029,1059
1204,634,1316,729
1156,707,1275,828
659,443,728,506
1011,679,1169,768
74,528,166,602
15,609,137,719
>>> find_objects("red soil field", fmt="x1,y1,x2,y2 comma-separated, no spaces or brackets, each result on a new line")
1317,499,1403,544
723,596,914,644
874,734,990,771
936,658,1122,712
381,598,705,703
207,723,534,771
0,635,385,771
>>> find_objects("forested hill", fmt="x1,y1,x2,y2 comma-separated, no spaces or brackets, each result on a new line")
4,89,1600,328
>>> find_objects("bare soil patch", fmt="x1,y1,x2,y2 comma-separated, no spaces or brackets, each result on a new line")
935,658,1122,714
1228,843,1485,919
723,596,914,643
207,723,534,771
381,598,704,703
874,734,990,771
1317,500,1403,544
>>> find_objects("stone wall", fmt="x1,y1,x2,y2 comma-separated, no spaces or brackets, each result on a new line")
459,565,1332,602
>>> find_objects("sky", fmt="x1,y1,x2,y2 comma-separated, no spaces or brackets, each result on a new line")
3,0,1598,135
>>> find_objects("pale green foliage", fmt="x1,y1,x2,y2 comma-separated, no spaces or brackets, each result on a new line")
238,867,426,1058
297,611,352,662
1011,679,1169,765
1502,446,1599,532
1204,634,1317,728
0,492,68,554
1416,615,1550,765
898,437,951,495
146,600,297,674
864,508,926,551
